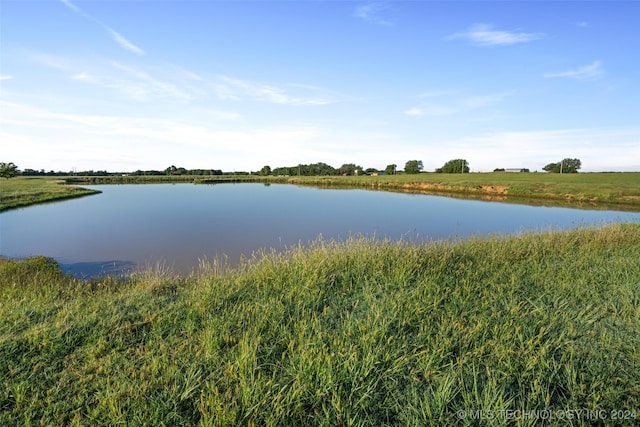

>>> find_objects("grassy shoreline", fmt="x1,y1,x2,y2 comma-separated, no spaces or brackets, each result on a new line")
68,172,640,211
286,172,640,210
0,177,101,212
2,173,640,211
1,223,640,425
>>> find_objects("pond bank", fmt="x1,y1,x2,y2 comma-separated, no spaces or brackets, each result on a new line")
2,223,639,424
0,178,101,212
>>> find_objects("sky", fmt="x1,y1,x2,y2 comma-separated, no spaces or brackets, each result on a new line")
1,0,639,173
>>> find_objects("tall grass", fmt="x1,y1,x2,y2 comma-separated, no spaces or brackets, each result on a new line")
1,224,640,425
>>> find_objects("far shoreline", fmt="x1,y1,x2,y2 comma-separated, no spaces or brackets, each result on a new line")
1,172,640,212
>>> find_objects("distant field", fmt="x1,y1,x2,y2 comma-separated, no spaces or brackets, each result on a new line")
0,177,101,212
285,172,640,209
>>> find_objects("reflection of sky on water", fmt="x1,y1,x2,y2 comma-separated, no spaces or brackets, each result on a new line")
2,183,639,277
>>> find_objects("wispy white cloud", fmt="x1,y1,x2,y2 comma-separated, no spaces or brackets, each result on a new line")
110,62,191,101
404,105,456,117
60,0,85,16
460,92,514,109
27,50,340,107
405,91,512,117
447,24,543,46
106,28,146,55
59,0,145,55
404,108,425,117
67,61,194,102
543,61,604,81
215,75,341,106
0,75,14,81
354,2,393,26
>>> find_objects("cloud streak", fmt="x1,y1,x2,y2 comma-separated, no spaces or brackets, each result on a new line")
543,61,604,81
215,76,339,106
60,0,145,55
405,91,512,117
106,28,146,55
354,2,393,26
27,50,342,108
447,24,542,46
66,61,194,103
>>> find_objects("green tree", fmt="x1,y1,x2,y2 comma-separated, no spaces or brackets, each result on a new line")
339,163,363,176
436,159,469,173
404,160,423,174
0,162,19,179
259,165,272,176
385,164,397,175
543,158,581,173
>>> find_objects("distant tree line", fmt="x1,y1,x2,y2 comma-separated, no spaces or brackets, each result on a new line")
153,166,223,176
269,163,365,177
20,168,114,177
4,157,583,178
266,160,456,176
16,166,225,177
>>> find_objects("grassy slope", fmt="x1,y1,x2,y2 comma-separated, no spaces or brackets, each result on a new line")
2,224,640,425
0,177,101,212
286,172,640,210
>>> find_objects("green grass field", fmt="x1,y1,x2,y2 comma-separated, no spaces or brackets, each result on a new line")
2,224,640,425
0,177,101,212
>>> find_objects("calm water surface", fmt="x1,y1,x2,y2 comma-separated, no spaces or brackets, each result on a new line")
2,183,639,276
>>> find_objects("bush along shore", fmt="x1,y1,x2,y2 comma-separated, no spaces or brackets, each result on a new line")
2,223,640,425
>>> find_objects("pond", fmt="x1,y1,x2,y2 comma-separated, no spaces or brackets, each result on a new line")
2,183,639,277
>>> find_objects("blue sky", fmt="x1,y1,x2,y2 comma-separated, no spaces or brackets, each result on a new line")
1,0,639,172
